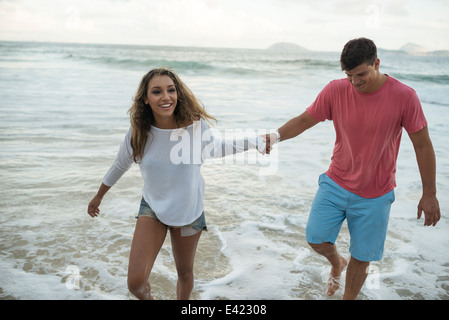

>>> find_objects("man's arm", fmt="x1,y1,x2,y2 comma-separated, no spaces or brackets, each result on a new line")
265,111,319,153
408,126,441,226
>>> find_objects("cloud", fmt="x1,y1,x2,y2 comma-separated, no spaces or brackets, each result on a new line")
0,0,448,51
0,0,284,47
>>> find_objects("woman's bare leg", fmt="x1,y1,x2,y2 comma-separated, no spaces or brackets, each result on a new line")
127,217,167,300
170,228,202,300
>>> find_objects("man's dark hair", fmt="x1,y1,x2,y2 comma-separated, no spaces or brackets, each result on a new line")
340,38,378,71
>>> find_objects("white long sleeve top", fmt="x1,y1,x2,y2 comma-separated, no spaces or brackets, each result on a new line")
102,119,265,226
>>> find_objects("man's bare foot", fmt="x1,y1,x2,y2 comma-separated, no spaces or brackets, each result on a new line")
327,256,348,296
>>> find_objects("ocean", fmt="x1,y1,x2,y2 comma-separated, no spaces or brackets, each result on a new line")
0,41,448,300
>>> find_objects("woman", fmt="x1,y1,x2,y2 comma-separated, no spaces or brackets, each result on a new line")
87,68,264,300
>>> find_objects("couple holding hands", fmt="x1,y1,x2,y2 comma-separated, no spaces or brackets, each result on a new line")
87,38,440,300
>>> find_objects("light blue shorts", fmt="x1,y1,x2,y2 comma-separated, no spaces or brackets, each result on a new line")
306,173,395,261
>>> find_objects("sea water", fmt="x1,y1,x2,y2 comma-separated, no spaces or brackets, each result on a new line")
0,41,448,300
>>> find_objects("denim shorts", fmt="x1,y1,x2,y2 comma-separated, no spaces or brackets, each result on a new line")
136,197,207,237
306,173,395,262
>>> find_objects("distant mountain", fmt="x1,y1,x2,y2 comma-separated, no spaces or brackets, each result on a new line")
400,43,429,55
267,42,308,52
399,43,449,56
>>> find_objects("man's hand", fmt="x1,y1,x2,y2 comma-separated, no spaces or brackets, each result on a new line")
417,193,440,226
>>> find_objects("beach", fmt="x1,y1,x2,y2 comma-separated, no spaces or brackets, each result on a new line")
0,41,448,300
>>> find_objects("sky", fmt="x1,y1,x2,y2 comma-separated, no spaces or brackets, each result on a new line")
0,0,448,52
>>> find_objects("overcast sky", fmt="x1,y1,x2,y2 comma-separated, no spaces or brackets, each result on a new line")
1,0,448,51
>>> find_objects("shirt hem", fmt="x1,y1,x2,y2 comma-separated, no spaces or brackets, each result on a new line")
325,171,395,199
141,193,204,227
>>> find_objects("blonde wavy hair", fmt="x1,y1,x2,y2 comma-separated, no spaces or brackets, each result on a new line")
128,68,216,163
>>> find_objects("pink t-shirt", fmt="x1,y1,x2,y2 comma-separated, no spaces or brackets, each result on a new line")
306,76,427,198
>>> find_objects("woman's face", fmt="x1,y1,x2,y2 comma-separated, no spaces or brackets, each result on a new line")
145,75,178,125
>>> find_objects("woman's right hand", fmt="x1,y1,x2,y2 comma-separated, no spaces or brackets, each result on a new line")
87,184,111,218
87,195,102,218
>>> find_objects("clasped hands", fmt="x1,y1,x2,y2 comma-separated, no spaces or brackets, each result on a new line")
258,132,279,155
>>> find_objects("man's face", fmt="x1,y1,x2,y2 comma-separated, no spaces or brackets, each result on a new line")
344,59,381,93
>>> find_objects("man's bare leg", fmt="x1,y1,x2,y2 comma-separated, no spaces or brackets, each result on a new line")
343,256,369,300
308,242,348,296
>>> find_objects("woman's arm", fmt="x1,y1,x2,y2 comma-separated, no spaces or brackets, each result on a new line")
201,118,266,160
204,135,265,159
87,129,134,218
87,183,111,218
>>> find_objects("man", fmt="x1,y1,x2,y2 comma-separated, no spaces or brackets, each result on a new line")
266,38,440,299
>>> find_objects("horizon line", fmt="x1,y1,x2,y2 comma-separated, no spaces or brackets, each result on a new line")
1,39,448,55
